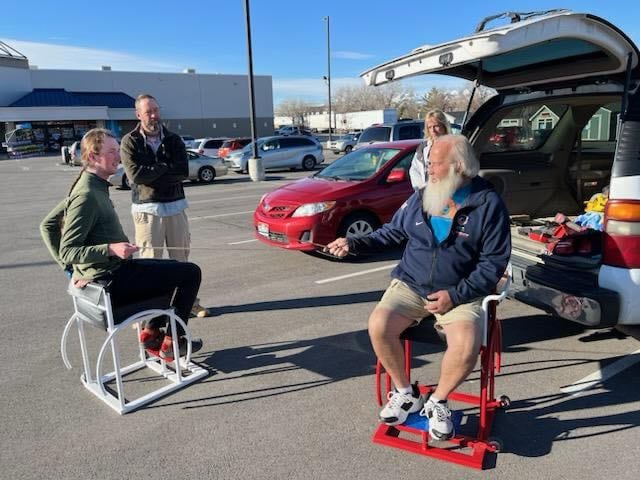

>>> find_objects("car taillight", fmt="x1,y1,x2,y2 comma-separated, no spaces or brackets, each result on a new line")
218,148,229,158
602,200,640,268
198,149,204,154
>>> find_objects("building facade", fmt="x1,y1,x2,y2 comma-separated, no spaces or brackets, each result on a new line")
0,42,274,157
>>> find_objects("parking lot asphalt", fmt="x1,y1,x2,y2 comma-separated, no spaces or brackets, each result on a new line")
2,154,640,479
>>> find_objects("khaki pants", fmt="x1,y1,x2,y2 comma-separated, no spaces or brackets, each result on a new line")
133,210,190,262
377,278,483,333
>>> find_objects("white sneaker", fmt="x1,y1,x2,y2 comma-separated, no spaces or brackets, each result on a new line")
420,397,454,440
379,383,424,426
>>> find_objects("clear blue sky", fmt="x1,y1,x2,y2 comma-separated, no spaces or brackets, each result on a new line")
1,0,638,105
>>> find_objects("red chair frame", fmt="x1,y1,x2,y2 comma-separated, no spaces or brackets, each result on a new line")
373,268,511,470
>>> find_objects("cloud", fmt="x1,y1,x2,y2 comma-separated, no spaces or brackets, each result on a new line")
332,51,373,60
0,38,183,72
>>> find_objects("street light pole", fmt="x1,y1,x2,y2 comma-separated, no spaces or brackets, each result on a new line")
243,0,264,181
323,16,332,143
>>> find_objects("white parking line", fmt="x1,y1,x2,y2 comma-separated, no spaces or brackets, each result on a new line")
228,239,258,245
560,348,640,395
315,263,397,284
190,210,254,220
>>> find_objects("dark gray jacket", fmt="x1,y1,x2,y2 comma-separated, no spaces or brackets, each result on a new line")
120,124,188,204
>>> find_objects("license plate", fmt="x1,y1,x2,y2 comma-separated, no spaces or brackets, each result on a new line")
257,222,269,236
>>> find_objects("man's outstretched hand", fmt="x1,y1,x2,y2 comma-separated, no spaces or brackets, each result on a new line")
325,238,350,257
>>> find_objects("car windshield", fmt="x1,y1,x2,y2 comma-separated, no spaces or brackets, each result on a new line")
316,147,401,180
358,126,391,143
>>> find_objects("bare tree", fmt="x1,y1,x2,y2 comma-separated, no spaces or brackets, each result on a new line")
418,87,455,114
454,83,497,112
275,99,314,126
332,83,417,114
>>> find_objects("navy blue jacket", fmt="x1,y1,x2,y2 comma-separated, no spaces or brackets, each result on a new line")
348,176,511,306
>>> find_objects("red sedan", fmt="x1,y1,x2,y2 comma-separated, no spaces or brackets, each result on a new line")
253,140,420,252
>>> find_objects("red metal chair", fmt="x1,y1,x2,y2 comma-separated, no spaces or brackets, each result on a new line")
373,265,512,470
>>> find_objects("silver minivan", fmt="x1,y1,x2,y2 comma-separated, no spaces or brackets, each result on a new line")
225,135,324,173
362,10,640,334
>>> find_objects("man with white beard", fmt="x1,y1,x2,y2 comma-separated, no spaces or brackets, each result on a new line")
326,135,510,440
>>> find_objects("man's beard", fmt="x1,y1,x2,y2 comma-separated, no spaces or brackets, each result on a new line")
143,120,160,135
422,165,463,216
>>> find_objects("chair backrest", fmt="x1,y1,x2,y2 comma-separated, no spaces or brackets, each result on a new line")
68,281,110,330
68,281,175,330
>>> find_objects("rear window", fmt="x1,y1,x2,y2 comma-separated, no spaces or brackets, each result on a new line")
483,103,569,153
397,124,422,140
359,126,391,143
204,139,224,149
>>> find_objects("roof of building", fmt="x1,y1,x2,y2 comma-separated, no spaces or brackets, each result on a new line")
9,88,135,108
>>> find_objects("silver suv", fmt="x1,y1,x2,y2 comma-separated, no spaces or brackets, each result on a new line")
362,10,640,334
225,135,324,173
354,120,423,150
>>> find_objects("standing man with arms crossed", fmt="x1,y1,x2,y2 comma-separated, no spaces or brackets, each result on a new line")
326,135,510,440
121,94,208,318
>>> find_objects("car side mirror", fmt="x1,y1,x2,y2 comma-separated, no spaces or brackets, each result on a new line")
387,168,406,183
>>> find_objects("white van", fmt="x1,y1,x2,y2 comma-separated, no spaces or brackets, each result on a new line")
362,10,640,333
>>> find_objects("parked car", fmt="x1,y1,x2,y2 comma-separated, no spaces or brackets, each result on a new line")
180,135,197,149
353,120,423,150
225,135,324,173
361,9,640,332
108,150,227,188
253,140,418,251
217,137,252,159
189,137,227,157
326,133,360,154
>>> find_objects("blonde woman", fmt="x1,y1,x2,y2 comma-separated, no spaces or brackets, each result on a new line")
41,128,203,360
409,109,451,190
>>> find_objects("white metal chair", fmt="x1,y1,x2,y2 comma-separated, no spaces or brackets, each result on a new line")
61,281,208,414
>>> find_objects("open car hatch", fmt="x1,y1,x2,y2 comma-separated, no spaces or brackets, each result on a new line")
361,10,639,92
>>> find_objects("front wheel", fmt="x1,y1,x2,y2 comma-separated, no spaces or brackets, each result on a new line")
344,145,353,153
198,166,216,183
338,213,379,239
301,155,316,171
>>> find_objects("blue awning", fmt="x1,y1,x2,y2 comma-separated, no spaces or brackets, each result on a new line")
9,88,135,108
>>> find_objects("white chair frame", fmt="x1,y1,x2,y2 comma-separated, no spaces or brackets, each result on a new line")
61,282,208,415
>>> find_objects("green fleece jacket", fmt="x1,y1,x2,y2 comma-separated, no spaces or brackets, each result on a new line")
43,172,129,281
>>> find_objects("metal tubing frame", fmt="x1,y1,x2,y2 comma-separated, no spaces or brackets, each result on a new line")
62,287,208,415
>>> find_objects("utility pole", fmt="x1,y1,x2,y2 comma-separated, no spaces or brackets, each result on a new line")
243,0,264,181
323,16,333,143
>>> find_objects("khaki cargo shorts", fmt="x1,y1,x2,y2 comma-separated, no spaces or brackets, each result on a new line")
377,278,484,332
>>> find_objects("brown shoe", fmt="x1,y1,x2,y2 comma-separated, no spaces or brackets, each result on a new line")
191,302,209,318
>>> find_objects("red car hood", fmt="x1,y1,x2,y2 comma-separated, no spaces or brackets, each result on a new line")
265,177,362,205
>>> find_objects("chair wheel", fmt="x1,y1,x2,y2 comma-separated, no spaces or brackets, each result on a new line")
487,437,504,452
499,395,511,408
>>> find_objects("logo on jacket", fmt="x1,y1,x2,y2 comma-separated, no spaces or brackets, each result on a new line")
455,214,470,237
